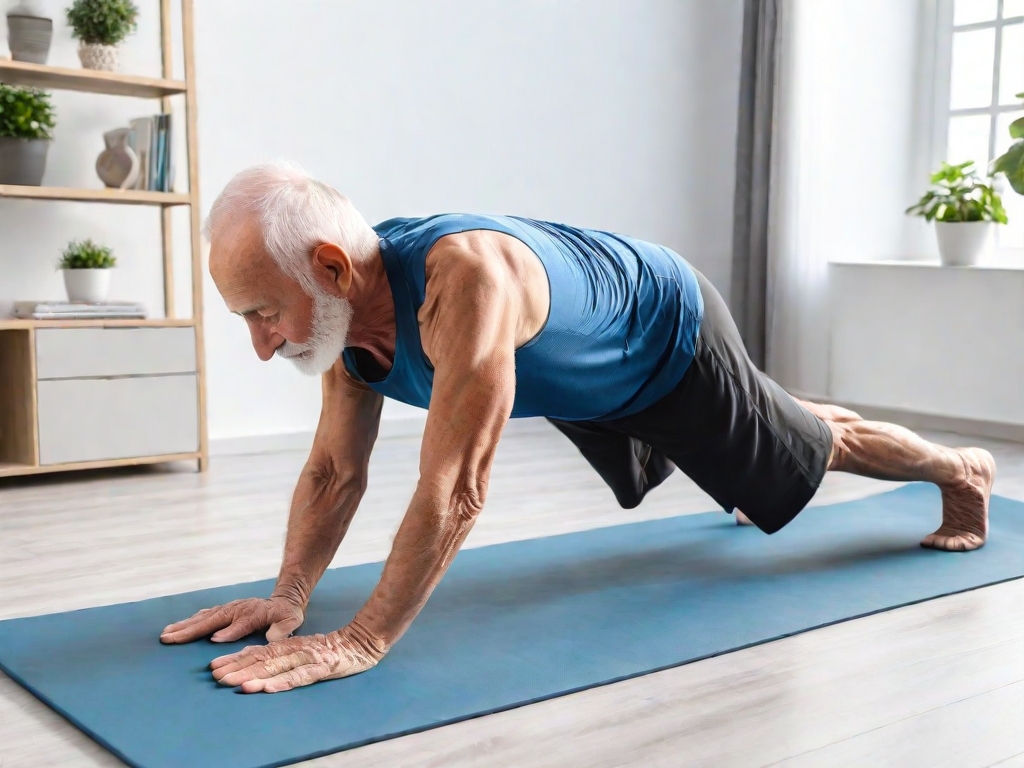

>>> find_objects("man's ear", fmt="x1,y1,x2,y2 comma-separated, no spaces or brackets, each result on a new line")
312,243,353,296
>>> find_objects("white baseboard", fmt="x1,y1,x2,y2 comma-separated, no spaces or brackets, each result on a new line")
209,414,558,457
210,414,429,457
210,431,315,457
789,390,1024,443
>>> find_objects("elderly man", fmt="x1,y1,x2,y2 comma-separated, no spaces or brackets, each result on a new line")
160,162,995,694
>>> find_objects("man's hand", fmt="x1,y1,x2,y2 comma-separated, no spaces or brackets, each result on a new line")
159,597,304,644
209,622,384,693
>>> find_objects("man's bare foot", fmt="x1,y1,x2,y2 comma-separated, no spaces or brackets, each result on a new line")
735,510,755,526
921,447,995,552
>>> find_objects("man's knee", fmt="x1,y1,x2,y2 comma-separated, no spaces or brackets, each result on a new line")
797,398,862,424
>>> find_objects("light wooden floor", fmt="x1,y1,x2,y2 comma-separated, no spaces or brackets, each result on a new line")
2,419,1024,767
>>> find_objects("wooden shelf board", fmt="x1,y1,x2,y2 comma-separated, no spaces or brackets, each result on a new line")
0,58,187,98
0,452,200,478
0,462,35,477
0,318,196,331
0,185,191,206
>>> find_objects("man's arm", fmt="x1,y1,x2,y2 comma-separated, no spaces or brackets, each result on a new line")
209,243,518,692
160,360,383,644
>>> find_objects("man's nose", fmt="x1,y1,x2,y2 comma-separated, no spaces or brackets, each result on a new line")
249,322,283,362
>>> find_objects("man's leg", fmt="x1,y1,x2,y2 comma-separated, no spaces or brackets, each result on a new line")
809,402,994,551
738,398,995,548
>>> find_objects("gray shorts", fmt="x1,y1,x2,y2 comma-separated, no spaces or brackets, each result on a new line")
548,270,833,534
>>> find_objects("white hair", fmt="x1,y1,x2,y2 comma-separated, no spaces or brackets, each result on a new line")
202,159,377,296
205,160,370,376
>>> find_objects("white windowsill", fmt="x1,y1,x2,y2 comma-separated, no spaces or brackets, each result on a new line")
828,257,1024,272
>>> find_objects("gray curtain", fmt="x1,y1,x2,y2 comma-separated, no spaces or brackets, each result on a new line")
729,0,779,371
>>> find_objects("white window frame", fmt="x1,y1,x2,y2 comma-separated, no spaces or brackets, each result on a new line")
931,0,1024,256
933,0,1024,165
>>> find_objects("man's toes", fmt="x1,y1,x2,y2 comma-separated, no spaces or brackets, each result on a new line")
920,531,985,552
735,510,755,526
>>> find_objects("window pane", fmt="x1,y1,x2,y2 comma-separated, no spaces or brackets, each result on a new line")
1005,0,1024,19
950,28,997,109
995,110,1024,156
948,113,992,167
999,23,1024,103
955,0,998,25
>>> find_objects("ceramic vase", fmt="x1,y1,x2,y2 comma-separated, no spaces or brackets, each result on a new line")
78,43,119,72
96,128,140,189
6,13,53,64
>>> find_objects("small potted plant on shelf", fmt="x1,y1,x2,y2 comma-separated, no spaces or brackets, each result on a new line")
65,0,139,72
992,92,1024,196
906,160,1008,266
0,83,56,186
58,238,117,303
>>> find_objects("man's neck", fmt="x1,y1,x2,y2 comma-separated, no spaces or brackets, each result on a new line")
345,244,396,370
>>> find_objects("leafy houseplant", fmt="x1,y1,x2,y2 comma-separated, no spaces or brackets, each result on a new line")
906,160,1007,266
58,239,117,303
992,92,1024,196
65,0,140,72
0,83,56,186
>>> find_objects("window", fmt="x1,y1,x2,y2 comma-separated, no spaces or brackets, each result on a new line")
940,0,1024,250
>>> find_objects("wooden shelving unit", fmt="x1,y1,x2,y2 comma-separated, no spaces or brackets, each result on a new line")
0,0,208,478
0,58,186,98
0,184,191,205
0,317,195,330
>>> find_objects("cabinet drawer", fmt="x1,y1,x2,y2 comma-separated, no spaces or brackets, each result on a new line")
37,375,198,465
35,327,196,380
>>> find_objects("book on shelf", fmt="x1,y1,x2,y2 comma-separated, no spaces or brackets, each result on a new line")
13,301,148,320
127,113,174,192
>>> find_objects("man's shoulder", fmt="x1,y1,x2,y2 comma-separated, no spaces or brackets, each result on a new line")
373,213,505,240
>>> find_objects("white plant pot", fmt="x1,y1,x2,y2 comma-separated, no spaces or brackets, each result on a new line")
63,268,112,303
935,221,995,266
78,42,119,71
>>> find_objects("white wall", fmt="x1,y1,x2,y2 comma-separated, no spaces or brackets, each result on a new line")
828,263,1024,426
800,0,935,264
1,0,744,442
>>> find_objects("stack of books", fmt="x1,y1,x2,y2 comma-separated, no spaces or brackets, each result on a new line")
127,114,174,192
13,301,148,320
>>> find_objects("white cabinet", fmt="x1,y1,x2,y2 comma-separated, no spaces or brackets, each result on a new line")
33,327,200,466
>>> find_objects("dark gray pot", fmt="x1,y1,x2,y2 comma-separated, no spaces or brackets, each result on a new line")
7,14,53,65
0,137,50,186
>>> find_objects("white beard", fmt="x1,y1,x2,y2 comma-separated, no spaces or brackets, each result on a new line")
276,289,353,376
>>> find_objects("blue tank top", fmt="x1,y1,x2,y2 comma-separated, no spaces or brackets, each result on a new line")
342,214,704,422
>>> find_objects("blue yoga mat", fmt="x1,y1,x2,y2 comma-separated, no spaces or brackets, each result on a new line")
2,484,1023,768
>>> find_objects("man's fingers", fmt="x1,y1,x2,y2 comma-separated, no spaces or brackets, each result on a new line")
210,643,266,669
210,612,265,643
241,663,332,694
214,650,316,687
160,608,232,644
160,607,216,635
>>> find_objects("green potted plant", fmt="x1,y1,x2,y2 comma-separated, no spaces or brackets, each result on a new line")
65,0,140,72
992,92,1024,196
58,238,117,303
0,83,56,186
906,160,1007,266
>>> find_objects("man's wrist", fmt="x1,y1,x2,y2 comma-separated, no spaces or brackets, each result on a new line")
270,582,310,610
336,618,389,663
